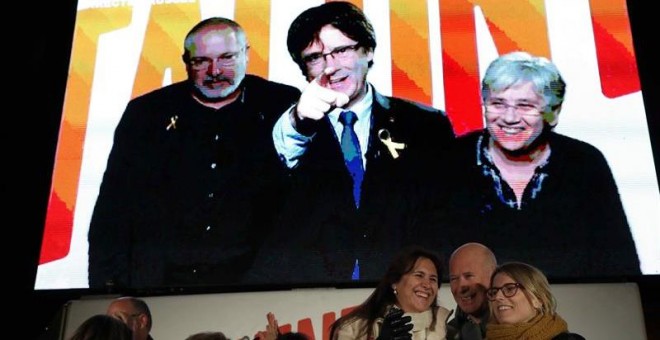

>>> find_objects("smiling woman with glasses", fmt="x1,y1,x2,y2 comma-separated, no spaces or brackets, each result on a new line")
423,50,640,281
485,262,585,340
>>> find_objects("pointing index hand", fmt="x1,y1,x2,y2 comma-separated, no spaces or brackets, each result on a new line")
295,67,350,122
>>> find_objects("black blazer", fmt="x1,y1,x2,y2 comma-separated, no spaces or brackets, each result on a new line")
88,75,301,289
247,87,455,285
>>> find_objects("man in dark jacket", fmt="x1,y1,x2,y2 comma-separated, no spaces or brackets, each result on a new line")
446,243,497,339
88,17,301,290
248,1,455,284
107,296,155,340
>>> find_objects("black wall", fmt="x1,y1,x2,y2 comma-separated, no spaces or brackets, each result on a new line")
25,1,658,339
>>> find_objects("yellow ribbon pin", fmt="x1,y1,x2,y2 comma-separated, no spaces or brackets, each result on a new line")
378,129,406,159
166,115,178,130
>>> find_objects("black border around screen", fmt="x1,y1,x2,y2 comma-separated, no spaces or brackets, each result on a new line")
25,0,659,296
22,2,660,338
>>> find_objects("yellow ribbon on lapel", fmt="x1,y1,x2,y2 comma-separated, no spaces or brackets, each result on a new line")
166,115,178,131
378,129,406,159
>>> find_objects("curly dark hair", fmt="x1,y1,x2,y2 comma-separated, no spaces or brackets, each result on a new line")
69,314,132,340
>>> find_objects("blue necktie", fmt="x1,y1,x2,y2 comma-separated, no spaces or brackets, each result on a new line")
339,111,364,208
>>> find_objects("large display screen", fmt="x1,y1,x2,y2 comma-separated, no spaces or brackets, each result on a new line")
35,0,659,290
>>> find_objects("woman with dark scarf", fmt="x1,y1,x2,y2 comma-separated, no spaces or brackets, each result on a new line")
485,262,584,340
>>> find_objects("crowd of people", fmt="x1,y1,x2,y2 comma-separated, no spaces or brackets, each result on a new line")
71,243,585,340
88,0,638,291
78,1,639,339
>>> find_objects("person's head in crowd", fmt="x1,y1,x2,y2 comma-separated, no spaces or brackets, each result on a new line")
448,242,497,319
286,1,376,108
185,331,229,340
330,245,448,338
486,262,584,339
182,17,249,106
69,314,133,340
481,51,566,156
253,312,279,340
277,332,310,340
487,262,555,324
106,296,153,340
384,245,443,313
253,312,312,340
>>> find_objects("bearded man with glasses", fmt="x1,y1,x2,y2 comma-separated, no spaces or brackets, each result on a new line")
423,51,640,280
88,17,301,290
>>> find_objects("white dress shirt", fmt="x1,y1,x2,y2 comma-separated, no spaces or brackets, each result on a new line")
272,85,373,169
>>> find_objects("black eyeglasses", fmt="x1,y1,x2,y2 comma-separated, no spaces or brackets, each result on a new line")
301,44,361,67
486,282,523,300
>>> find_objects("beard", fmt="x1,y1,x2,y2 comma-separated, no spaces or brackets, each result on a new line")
191,73,244,103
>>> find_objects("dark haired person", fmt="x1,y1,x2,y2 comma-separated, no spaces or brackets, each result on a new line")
69,314,133,340
107,296,154,340
330,245,451,339
486,262,585,340
88,17,301,289
427,51,640,278
185,331,229,340
250,1,454,284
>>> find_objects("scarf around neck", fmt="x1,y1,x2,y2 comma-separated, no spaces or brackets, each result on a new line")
486,313,568,340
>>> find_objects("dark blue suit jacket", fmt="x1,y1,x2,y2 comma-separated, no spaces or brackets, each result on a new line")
247,88,455,285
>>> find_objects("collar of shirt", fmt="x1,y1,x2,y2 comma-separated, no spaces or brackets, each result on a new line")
476,132,551,210
328,84,373,165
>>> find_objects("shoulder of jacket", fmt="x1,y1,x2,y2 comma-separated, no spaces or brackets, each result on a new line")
244,74,301,94
549,132,608,162
436,305,453,321
377,93,442,114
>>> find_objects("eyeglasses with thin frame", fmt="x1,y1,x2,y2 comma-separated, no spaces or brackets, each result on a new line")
486,282,523,300
302,44,361,68
485,99,544,116
187,47,247,70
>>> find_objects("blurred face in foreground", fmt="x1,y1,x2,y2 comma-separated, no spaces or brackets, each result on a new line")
449,246,493,316
107,299,149,340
